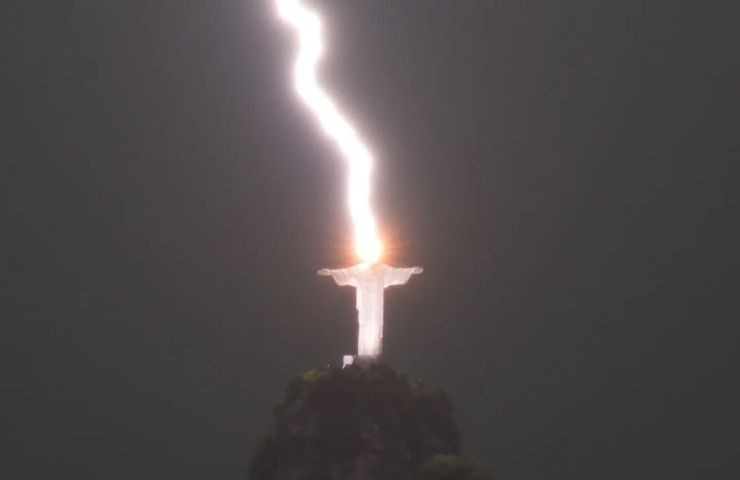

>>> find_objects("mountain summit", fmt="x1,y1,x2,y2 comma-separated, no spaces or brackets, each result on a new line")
249,363,489,480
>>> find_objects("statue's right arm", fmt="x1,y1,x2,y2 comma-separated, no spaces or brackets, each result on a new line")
317,267,357,287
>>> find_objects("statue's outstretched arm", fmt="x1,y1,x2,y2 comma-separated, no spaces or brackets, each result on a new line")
384,266,423,287
317,267,358,287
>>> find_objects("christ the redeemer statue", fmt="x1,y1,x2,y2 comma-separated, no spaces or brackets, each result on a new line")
318,263,422,363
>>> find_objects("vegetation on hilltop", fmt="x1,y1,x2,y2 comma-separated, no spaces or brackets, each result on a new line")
249,363,489,480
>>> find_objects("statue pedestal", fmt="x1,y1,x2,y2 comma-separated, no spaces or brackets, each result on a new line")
342,354,379,369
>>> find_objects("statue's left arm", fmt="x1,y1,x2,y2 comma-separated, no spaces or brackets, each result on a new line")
383,266,423,287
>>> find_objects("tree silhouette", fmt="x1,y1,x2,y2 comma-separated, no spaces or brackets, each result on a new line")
249,364,489,480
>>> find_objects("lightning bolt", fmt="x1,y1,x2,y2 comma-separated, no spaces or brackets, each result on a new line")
275,0,382,264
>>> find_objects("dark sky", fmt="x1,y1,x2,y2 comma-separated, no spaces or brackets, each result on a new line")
3,1,737,478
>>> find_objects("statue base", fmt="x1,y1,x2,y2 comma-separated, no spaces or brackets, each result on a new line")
342,354,380,369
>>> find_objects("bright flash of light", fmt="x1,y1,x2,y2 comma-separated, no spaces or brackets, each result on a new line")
275,0,382,264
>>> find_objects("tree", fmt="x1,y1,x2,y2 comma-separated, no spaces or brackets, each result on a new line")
248,363,489,480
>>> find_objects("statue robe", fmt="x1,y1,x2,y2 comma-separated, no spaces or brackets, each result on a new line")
320,263,421,357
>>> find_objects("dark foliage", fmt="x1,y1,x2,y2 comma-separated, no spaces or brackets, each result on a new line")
249,364,489,480
415,455,490,480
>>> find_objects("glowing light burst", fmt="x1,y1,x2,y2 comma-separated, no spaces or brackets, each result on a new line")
275,0,382,264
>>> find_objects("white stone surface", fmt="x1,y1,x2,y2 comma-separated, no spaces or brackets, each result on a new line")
319,263,423,357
